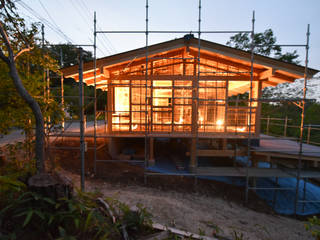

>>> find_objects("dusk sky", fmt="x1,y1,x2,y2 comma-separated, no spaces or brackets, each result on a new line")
16,0,320,70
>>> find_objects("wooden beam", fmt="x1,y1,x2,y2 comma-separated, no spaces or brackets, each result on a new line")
85,75,108,85
196,149,247,157
259,68,276,80
60,37,317,80
106,48,184,72
263,81,278,87
72,69,101,81
259,69,295,86
189,49,255,72
108,75,261,81
268,76,294,85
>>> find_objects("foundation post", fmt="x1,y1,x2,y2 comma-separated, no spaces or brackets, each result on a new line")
251,157,257,192
222,138,227,150
190,138,197,173
148,137,155,166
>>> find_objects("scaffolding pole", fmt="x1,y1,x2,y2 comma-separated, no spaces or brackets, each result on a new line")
194,0,201,178
245,11,255,204
79,48,85,191
144,0,150,184
294,24,310,215
93,12,97,175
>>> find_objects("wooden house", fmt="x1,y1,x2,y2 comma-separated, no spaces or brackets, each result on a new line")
61,35,318,171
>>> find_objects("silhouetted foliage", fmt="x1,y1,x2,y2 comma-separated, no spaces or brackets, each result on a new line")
227,29,300,64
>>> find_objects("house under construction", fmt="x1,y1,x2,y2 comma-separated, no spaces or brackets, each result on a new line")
60,35,319,172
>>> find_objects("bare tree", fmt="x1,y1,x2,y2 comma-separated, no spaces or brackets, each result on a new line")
0,19,45,174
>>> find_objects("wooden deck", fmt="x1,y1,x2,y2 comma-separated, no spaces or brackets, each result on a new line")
252,134,320,162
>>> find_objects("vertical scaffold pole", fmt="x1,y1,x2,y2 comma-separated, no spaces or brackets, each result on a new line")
41,24,46,136
294,24,310,216
195,0,201,176
93,12,97,175
144,0,149,184
60,48,65,131
245,11,255,204
79,48,85,191
41,24,45,101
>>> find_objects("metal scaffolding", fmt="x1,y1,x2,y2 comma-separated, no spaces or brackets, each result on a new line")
45,0,319,216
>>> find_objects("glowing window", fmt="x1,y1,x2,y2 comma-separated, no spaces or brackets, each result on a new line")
114,87,129,113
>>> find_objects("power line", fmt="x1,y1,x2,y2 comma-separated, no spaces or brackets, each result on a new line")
74,0,114,55
17,1,74,44
77,0,117,54
37,0,61,33
68,0,110,56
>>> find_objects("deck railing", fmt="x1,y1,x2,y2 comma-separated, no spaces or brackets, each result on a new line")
261,116,320,145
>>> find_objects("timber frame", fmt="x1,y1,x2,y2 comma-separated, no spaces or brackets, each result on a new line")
61,35,318,140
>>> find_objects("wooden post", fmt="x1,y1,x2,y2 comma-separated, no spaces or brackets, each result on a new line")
224,67,229,133
254,81,262,137
251,157,257,192
150,61,154,133
222,138,227,150
83,114,86,132
104,105,107,134
148,137,155,166
107,81,113,134
307,124,311,144
190,138,197,172
266,115,270,135
284,116,288,137
171,75,174,133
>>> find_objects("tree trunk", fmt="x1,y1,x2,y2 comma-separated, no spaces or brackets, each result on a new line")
8,59,45,173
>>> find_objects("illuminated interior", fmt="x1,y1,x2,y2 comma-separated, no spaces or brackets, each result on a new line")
109,47,258,134
61,36,310,139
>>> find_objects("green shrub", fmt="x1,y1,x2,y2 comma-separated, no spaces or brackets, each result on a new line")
305,216,320,239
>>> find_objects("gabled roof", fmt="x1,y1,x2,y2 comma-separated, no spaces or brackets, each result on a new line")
61,35,318,89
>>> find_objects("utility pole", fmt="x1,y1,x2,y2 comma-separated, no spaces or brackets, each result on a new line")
79,48,85,191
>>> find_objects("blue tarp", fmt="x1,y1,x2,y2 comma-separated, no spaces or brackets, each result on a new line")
146,157,320,215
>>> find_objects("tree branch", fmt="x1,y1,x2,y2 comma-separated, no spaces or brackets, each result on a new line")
14,47,33,60
0,16,45,174
0,20,14,61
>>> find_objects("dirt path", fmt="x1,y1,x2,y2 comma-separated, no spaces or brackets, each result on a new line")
62,169,312,240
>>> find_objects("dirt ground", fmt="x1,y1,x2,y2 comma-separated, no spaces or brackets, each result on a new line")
50,138,313,240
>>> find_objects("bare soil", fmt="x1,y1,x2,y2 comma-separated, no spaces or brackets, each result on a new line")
51,138,313,240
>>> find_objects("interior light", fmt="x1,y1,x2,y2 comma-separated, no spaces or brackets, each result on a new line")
216,119,224,126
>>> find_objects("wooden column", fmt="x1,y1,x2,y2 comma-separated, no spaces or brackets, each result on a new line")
254,81,262,138
129,79,132,132
222,139,227,150
150,61,154,133
107,80,113,134
148,137,155,166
